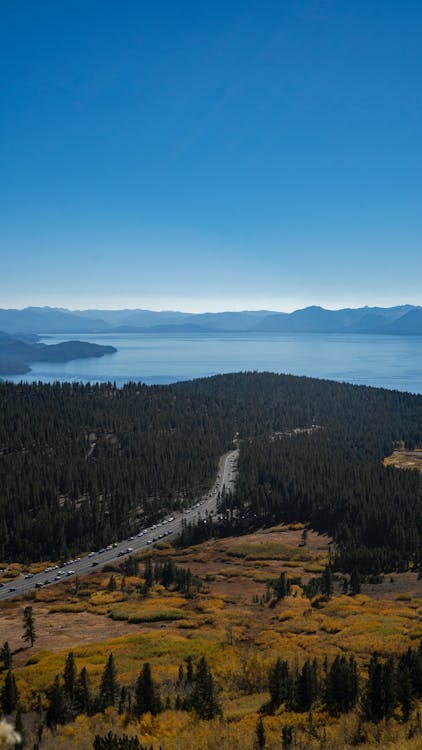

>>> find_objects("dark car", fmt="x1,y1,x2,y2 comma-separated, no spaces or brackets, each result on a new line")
91,561,98,567
9,587,17,592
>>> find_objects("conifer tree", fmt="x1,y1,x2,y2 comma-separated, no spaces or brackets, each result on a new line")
363,653,397,722
185,655,193,683
15,705,24,749
325,655,358,715
0,641,12,669
295,659,318,712
268,658,292,709
107,575,117,592
22,606,36,647
282,726,293,748
63,651,77,704
99,654,118,710
350,568,361,596
74,666,91,715
144,558,153,590
46,675,65,729
0,670,19,714
134,662,162,716
190,656,221,720
255,717,265,750
321,564,334,599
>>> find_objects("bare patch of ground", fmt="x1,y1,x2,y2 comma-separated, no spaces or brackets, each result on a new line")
384,447,422,472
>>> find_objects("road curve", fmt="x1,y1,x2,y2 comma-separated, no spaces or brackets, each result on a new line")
0,448,238,603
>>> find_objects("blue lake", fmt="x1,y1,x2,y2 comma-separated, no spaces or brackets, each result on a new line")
6,332,422,394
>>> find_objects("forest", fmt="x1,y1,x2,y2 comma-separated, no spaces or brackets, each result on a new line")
1,372,422,567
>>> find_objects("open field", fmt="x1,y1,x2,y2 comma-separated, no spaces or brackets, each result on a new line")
384,447,422,472
4,525,422,747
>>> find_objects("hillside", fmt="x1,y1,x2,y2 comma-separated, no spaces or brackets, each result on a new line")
3,526,422,748
1,372,422,568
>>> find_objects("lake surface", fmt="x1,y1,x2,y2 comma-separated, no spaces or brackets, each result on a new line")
6,332,422,394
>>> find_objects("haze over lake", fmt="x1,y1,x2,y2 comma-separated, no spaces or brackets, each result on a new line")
5,332,422,394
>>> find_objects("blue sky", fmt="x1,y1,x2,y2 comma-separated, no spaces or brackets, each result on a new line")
1,0,422,312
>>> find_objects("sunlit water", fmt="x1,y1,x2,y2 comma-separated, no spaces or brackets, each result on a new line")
5,332,422,394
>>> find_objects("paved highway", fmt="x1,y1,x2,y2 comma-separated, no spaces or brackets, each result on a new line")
0,448,238,603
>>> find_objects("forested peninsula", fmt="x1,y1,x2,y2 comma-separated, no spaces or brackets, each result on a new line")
0,332,117,375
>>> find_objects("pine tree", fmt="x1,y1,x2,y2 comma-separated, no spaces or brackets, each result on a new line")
63,651,77,704
15,705,24,749
185,655,193,683
99,654,119,710
363,653,397,722
350,568,361,595
0,641,12,669
46,675,65,728
295,659,318,712
321,564,334,599
144,558,153,590
93,732,146,749
282,726,293,749
107,575,117,592
74,667,91,715
134,662,162,716
255,717,265,750
0,670,19,714
325,655,359,715
268,658,292,709
22,606,36,647
190,656,221,720
273,572,291,600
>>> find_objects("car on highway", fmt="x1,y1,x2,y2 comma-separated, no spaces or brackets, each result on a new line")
9,587,17,592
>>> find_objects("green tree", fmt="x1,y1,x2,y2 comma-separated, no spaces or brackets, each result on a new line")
15,705,24,749
22,606,36,647
325,655,358,715
107,575,117,592
74,666,91,715
350,568,361,596
0,670,19,714
134,663,162,716
295,659,318,712
144,558,153,590
63,651,77,704
93,732,148,749
99,654,119,710
363,654,397,722
282,726,293,748
255,717,265,750
190,656,221,720
0,641,12,669
268,658,292,710
321,564,334,599
46,675,65,729
273,572,291,600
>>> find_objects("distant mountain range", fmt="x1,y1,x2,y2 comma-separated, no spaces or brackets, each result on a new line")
0,332,116,375
0,304,422,336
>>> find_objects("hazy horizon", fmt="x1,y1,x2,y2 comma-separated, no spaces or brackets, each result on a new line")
1,299,422,315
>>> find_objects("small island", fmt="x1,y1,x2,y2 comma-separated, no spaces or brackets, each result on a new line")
0,332,117,375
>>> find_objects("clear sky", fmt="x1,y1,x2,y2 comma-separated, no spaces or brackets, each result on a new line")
1,0,422,312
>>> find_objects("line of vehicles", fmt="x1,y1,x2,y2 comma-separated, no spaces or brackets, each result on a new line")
0,449,238,599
